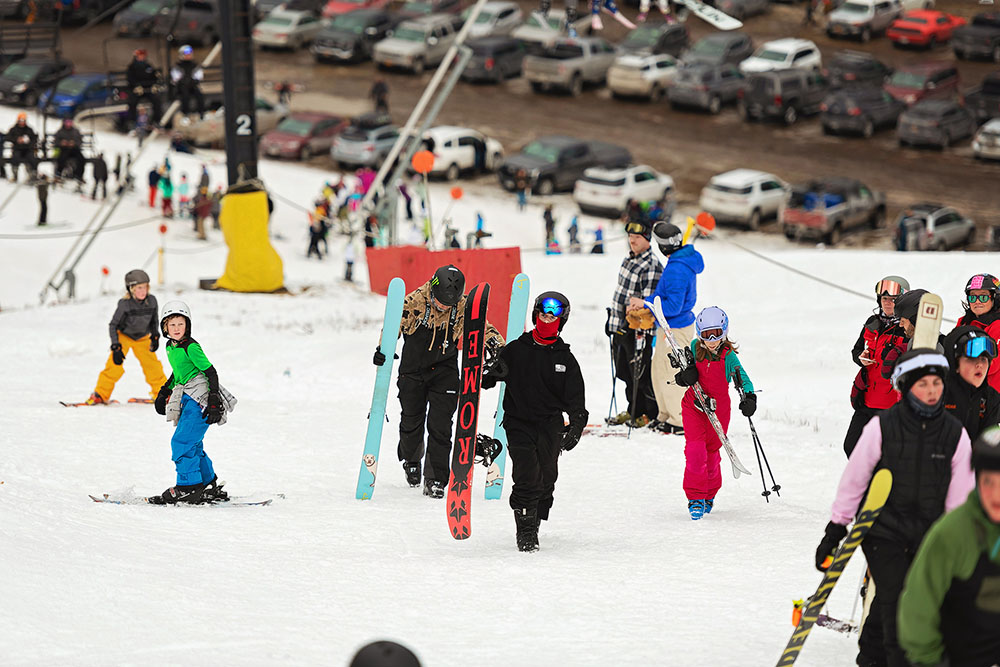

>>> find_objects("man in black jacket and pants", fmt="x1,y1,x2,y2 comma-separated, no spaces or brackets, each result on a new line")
482,291,588,552
91,153,109,200
126,49,162,125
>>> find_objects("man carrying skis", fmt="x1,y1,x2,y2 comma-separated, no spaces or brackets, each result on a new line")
372,265,503,498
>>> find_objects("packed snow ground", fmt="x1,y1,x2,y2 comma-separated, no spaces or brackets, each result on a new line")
0,108,993,665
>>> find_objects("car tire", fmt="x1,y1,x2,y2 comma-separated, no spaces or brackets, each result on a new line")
966,228,976,246
530,81,544,93
824,224,842,245
954,48,965,60
869,207,885,229
748,209,761,231
445,163,460,182
738,100,749,120
650,84,663,102
23,91,37,108
536,178,555,196
936,239,947,251
926,36,936,50
708,96,721,114
299,146,310,161
413,58,425,75
861,27,871,43
569,74,583,97
862,118,874,138
993,44,1000,64
941,130,951,149
783,225,796,240
822,124,834,135
783,105,798,125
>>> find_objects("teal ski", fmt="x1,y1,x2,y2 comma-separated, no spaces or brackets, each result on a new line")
485,273,530,500
357,277,406,500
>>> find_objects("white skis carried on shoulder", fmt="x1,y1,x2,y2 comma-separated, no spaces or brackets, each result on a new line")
911,292,943,351
650,296,751,479
673,0,742,30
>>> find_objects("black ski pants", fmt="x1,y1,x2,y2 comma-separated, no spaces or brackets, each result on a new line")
858,536,917,667
613,331,656,421
91,179,107,200
505,415,563,519
844,406,880,458
397,365,459,483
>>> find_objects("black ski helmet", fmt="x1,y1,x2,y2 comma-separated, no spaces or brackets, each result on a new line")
964,274,1000,311
125,268,151,292
349,641,421,667
430,265,465,307
946,325,997,368
532,291,570,331
891,347,949,395
160,300,192,337
652,221,683,256
972,426,1000,478
875,275,909,303
893,289,928,323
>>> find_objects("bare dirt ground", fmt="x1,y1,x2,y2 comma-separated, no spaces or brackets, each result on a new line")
48,0,1000,247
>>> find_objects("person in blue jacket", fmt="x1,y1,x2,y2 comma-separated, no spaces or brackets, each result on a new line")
645,221,704,435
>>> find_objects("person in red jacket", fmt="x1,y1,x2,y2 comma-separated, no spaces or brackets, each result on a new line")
953,273,1000,395
844,276,910,457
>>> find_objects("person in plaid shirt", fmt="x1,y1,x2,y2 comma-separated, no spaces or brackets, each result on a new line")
606,218,662,426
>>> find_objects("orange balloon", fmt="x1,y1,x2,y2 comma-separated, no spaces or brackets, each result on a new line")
450,186,463,200
411,150,435,175
696,212,716,232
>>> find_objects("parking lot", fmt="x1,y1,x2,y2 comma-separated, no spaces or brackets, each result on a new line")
38,0,1000,246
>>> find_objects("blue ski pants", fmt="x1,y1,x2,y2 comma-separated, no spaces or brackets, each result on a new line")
171,393,216,486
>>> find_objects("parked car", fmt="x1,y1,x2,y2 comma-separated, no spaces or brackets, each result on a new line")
573,164,674,217
883,61,959,104
37,73,114,118
951,12,1000,63
608,53,679,100
822,50,892,89
782,178,886,244
0,56,72,107
714,0,769,22
397,0,462,20
412,125,504,179
462,0,523,37
178,98,287,147
0,0,28,18
510,9,592,54
321,0,389,19
897,99,976,147
739,69,829,125
972,117,1000,160
56,0,120,23
963,71,1000,123
260,111,349,160
524,36,617,96
253,9,324,49
668,63,744,114
461,36,526,82
699,169,787,230
497,135,632,195
740,38,821,74
312,9,396,62
331,117,400,168
887,10,965,48
114,0,173,36
820,86,906,136
894,203,975,250
373,14,462,74
153,0,219,46
682,31,754,66
619,20,689,58
826,0,901,43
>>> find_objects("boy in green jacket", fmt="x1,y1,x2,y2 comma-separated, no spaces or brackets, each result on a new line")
897,426,1000,667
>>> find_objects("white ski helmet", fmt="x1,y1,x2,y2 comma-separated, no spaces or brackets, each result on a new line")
160,300,191,337
696,306,729,341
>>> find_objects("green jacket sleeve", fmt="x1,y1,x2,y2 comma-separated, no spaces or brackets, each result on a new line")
725,353,755,394
187,342,213,371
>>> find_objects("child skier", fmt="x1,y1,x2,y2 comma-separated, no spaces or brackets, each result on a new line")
674,306,757,520
87,269,167,405
954,273,1000,394
942,325,1000,441
159,170,174,218
178,173,190,218
151,301,236,504
481,291,588,552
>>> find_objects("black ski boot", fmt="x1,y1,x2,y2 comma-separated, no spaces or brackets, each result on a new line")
202,476,228,503
148,482,206,505
402,461,421,487
423,478,444,499
514,507,539,552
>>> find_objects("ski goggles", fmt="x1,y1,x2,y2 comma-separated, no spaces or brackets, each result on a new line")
968,294,993,304
876,279,905,297
624,221,650,237
961,335,997,360
539,297,565,317
699,327,726,342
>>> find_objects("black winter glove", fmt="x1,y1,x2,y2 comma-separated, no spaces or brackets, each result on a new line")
202,391,223,425
675,365,698,387
814,521,848,571
481,358,508,391
154,383,171,415
373,346,386,366
111,343,124,365
149,335,159,352
561,425,584,452
740,393,757,418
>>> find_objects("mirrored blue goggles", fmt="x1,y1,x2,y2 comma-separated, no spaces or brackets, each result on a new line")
963,336,998,360
539,298,565,317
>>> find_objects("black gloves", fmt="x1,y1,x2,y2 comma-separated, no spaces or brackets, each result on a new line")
815,522,848,571
373,346,386,366
154,383,171,415
740,393,757,418
111,343,124,365
481,358,508,391
149,335,159,352
675,365,698,387
561,426,583,452
203,391,223,425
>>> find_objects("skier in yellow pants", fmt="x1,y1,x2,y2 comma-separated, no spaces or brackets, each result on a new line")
87,269,167,404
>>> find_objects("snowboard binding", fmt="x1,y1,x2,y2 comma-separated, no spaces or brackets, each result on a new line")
475,434,503,468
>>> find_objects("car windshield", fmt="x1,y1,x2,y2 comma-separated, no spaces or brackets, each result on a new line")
545,43,583,59
889,71,927,88
755,49,788,62
402,1,434,13
623,26,660,48
55,78,93,95
331,13,368,32
709,183,752,195
908,105,943,118
901,16,927,23
981,130,1000,140
2,63,41,81
394,26,428,41
691,39,725,55
523,13,560,29
840,2,869,12
132,0,164,13
582,174,626,186
522,141,560,163
472,11,495,23
276,118,315,136
263,15,294,25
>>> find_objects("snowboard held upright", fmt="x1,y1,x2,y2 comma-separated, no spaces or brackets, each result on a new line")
447,282,490,539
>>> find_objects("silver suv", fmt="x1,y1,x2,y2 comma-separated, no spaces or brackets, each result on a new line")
372,14,462,74
826,0,902,43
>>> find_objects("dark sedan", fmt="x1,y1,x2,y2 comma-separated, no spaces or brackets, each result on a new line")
897,99,976,148
312,9,397,63
668,63,744,113
821,86,906,137
822,50,892,89
682,32,754,67
0,57,73,107
113,0,173,36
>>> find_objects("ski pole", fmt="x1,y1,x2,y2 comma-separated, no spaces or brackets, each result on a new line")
748,417,781,497
732,369,781,500
606,307,618,421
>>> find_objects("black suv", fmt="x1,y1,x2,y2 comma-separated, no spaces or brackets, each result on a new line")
0,56,72,107
153,0,219,46
312,9,397,63
682,32,754,66
114,0,173,37
620,20,689,58
462,36,525,83
821,86,905,137
739,70,829,125
952,12,1000,63
822,50,892,89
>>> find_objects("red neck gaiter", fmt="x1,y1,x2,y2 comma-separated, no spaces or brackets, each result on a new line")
532,319,560,345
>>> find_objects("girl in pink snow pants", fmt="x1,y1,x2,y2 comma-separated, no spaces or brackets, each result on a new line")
674,306,756,520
